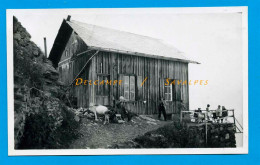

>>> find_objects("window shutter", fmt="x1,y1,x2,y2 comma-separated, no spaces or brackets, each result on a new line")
124,76,129,100
118,74,124,98
137,76,143,100
130,76,135,101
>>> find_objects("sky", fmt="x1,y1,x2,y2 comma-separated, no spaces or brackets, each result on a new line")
10,7,247,147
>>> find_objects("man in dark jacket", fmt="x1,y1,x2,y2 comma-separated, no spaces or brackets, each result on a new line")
158,98,167,121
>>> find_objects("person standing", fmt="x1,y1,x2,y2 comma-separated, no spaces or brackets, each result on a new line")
206,104,211,121
158,97,167,121
222,106,228,123
216,105,222,123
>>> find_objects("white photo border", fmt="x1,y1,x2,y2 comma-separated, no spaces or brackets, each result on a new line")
7,6,248,156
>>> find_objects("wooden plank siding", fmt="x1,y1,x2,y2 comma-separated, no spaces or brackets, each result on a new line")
69,52,189,115
57,32,189,115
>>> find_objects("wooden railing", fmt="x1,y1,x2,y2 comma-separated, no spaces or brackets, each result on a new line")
180,109,243,133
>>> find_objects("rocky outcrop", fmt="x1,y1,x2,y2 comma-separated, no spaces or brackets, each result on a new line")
13,16,79,149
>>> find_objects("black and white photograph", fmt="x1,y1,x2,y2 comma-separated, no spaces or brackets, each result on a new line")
7,7,248,155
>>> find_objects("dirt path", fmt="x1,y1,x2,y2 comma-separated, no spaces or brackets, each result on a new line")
69,116,172,149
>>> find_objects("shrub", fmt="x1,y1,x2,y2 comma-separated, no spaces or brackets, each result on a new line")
17,97,80,149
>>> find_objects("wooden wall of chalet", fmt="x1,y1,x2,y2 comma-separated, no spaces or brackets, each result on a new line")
58,31,189,114
73,51,189,115
58,32,88,85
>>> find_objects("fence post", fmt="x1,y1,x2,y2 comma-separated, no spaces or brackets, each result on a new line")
180,111,183,122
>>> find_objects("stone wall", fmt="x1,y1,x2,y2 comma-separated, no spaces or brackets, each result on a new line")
111,122,236,148
186,123,236,148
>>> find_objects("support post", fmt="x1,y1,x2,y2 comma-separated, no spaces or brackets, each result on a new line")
44,37,47,57
205,111,208,145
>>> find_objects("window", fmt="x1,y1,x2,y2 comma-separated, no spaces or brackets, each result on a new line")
164,79,172,101
69,62,72,69
65,50,68,57
97,75,110,96
97,58,103,74
124,75,135,101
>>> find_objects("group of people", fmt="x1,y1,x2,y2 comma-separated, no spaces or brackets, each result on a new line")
115,96,183,122
86,96,133,124
92,96,169,123
113,96,133,122
91,94,229,124
194,104,229,123
91,96,228,124
115,96,186,122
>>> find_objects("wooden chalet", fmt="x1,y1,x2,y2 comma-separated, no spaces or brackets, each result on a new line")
49,16,199,115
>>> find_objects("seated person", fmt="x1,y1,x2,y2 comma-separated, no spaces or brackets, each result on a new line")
216,105,223,123
222,106,228,117
116,96,132,122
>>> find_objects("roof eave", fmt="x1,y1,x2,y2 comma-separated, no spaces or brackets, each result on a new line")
48,19,73,68
87,46,200,64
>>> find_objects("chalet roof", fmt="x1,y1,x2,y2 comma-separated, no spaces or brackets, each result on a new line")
49,19,199,67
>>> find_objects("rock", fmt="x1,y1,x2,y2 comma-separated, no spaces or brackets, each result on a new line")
33,49,39,56
14,33,21,40
42,64,59,81
225,133,230,140
74,115,80,122
146,121,157,125
14,92,25,101
43,85,59,97
139,115,157,122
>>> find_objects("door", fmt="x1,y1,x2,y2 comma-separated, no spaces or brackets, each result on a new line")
96,74,110,105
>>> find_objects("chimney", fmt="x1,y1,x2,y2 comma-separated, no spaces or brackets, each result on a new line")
44,37,47,57
67,15,71,21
